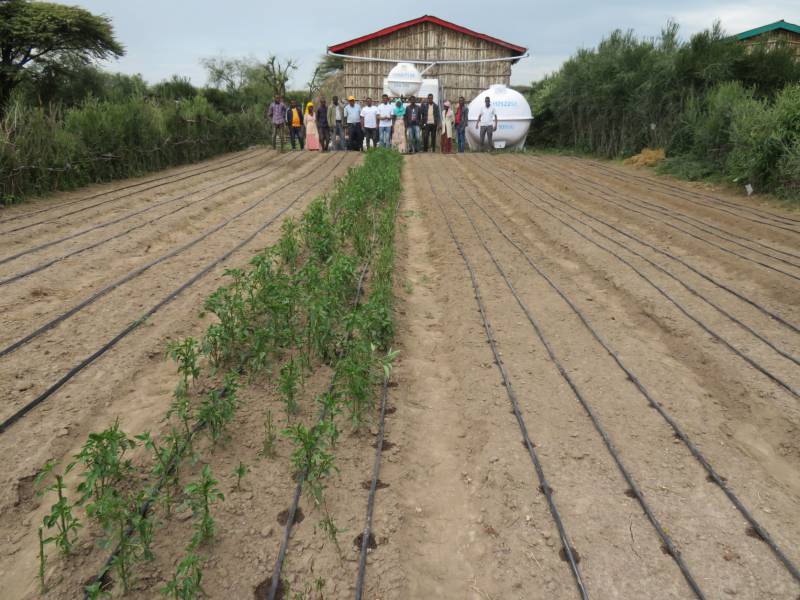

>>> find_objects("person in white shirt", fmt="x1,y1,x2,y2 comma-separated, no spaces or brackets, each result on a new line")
476,96,498,152
344,96,363,151
360,97,379,149
377,94,394,149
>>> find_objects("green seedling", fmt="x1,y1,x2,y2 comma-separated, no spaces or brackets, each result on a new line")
166,337,201,389
70,419,136,510
197,372,239,445
278,358,301,418
283,420,338,507
37,526,46,592
36,462,81,556
277,217,300,271
184,465,224,547
317,505,344,562
232,461,249,491
259,410,277,459
161,551,205,599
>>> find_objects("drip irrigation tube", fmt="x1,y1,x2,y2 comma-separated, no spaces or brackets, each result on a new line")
528,159,800,283
0,151,294,268
354,376,389,600
0,147,268,232
0,153,300,287
473,162,800,367
582,160,800,232
427,170,589,600
438,167,706,598
456,171,800,585
484,159,800,337
0,153,349,434
482,161,800,398
0,152,323,360
535,157,800,266
267,252,376,600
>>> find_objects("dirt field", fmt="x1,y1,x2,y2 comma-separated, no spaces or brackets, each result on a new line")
1,150,799,599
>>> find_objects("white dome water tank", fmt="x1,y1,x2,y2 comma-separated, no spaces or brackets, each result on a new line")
466,84,533,150
386,63,423,98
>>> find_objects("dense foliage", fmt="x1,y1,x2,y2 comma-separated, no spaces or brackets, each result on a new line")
0,52,303,204
0,0,124,112
528,22,800,198
35,149,402,597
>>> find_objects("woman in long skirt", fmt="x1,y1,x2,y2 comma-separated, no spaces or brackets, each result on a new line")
304,102,320,151
392,99,407,153
441,100,454,154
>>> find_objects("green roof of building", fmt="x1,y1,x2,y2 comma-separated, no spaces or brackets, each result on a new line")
735,20,800,41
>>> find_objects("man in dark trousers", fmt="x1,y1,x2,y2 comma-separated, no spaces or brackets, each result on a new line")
317,98,330,151
455,96,469,153
420,93,441,152
286,99,305,150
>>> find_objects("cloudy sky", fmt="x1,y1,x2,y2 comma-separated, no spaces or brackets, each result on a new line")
74,1,797,88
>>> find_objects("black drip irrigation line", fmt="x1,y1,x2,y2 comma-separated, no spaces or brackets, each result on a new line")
0,152,328,361
84,418,205,598
427,171,589,600
267,247,377,600
0,147,269,232
0,153,350,434
483,158,800,338
354,377,389,600
528,159,800,283
0,148,264,226
482,160,800,399
581,159,800,232
0,153,301,288
0,151,298,268
499,162,800,368
455,173,800,586
439,167,706,599
535,157,800,266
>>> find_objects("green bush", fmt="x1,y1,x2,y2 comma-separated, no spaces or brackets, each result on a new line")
527,20,800,200
0,95,269,202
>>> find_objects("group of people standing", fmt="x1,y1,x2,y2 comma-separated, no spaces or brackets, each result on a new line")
267,92,498,153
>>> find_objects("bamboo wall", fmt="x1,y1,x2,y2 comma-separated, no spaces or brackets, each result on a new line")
741,30,800,59
339,21,518,102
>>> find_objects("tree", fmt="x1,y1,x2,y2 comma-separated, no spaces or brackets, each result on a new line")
0,0,124,113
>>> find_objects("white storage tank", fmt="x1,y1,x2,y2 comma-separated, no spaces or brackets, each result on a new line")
466,84,533,150
386,62,423,98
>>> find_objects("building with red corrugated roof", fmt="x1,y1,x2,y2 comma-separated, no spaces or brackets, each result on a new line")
327,16,527,102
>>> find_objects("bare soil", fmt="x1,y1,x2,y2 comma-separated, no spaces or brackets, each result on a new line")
1,151,798,600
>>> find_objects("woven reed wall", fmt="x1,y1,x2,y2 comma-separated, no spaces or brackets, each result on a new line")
741,30,800,58
339,21,517,102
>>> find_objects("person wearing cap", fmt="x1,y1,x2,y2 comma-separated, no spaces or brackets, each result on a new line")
420,93,441,152
286,99,305,150
327,96,345,151
360,97,379,149
344,95,363,151
441,100,455,154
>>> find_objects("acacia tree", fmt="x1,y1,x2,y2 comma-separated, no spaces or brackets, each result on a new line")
0,0,124,113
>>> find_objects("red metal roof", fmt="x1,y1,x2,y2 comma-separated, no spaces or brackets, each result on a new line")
328,15,527,55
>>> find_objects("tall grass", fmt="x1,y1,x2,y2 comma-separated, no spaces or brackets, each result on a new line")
528,21,800,199
0,95,268,204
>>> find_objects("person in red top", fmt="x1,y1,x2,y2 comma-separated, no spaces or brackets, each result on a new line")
454,96,469,153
